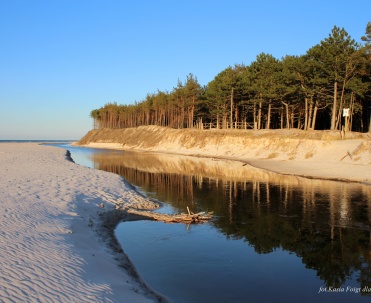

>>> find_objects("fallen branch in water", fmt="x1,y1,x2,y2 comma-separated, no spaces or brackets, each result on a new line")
126,207,213,224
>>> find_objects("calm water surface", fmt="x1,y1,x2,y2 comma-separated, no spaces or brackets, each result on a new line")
53,144,371,303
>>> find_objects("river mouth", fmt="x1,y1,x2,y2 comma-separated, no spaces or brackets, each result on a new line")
51,143,371,303
115,220,322,303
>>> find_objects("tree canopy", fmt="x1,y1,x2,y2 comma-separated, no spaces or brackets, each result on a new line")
91,24,371,133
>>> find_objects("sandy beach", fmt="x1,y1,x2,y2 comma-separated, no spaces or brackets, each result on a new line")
1,132,370,302
0,143,164,303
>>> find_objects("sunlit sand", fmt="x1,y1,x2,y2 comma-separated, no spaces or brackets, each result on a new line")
0,143,164,303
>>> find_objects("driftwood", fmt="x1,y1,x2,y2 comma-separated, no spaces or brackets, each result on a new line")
127,207,213,224
340,150,353,161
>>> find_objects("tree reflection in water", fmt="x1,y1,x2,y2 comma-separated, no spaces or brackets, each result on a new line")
92,151,371,292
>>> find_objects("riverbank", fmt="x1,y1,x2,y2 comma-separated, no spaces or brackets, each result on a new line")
77,126,371,186
0,143,166,303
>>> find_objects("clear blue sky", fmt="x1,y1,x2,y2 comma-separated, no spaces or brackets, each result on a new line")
0,0,370,139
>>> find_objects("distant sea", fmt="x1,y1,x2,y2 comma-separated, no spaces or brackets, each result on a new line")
0,140,74,143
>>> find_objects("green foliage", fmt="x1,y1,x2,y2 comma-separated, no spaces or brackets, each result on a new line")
91,23,371,132
361,22,371,43
249,53,281,100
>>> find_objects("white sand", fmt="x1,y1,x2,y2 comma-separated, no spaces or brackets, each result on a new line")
1,135,370,302
0,143,163,303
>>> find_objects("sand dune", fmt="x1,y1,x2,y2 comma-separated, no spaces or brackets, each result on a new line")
0,143,162,303
77,126,371,185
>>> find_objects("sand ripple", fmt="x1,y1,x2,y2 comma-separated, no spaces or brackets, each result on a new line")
0,143,157,303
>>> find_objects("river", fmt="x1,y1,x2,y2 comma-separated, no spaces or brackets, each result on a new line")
51,143,371,303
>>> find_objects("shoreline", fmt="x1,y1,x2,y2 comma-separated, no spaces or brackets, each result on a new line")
1,138,369,302
75,126,371,187
0,143,168,303
79,141,371,187
95,209,170,303
64,147,170,303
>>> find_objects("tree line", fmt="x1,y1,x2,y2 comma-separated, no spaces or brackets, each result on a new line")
91,23,371,132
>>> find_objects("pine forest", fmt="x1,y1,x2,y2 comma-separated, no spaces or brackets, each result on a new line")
90,24,371,133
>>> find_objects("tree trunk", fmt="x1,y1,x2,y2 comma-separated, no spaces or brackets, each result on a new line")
282,102,289,129
266,101,271,129
235,102,239,126
253,102,257,130
349,92,354,132
222,114,227,129
290,109,294,129
307,101,313,130
335,80,347,130
188,96,195,128
331,81,338,130
311,103,318,130
304,98,308,130
258,99,262,130
230,88,234,129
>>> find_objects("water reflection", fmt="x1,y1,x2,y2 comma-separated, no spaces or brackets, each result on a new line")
92,151,371,291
